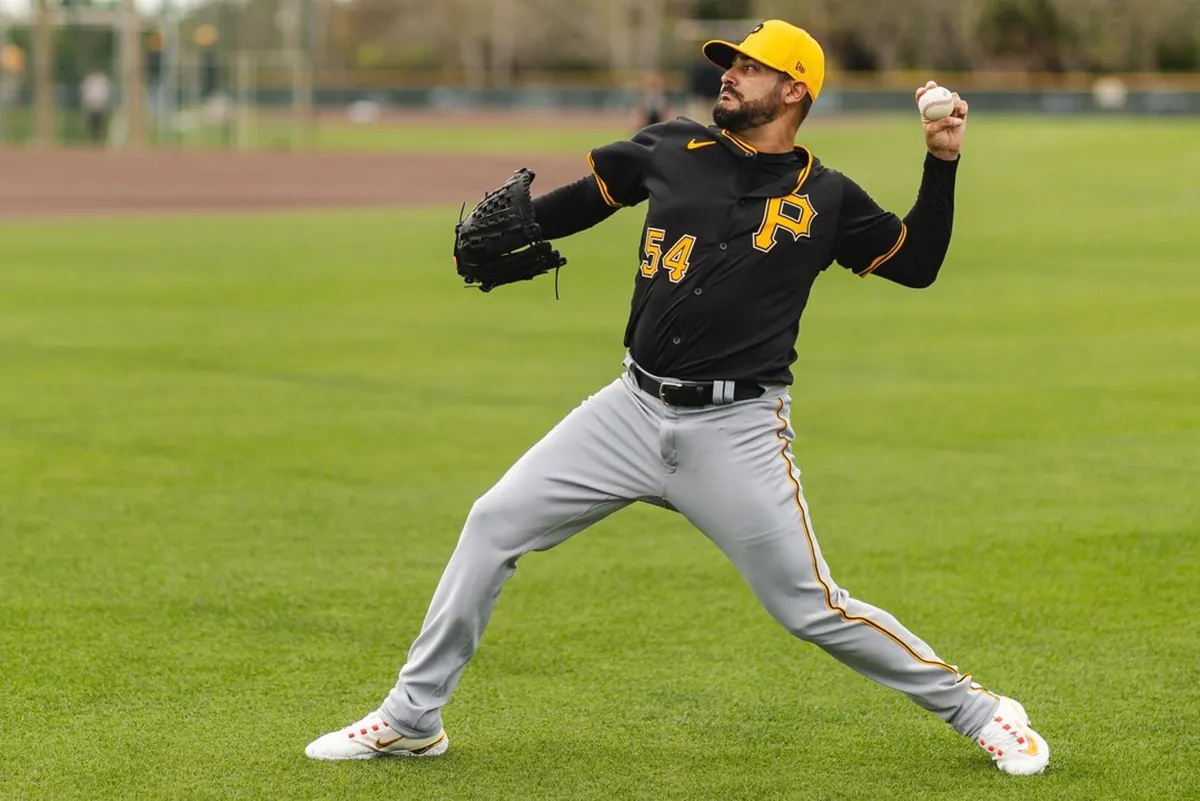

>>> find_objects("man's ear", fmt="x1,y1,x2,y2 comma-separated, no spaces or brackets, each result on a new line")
784,80,810,106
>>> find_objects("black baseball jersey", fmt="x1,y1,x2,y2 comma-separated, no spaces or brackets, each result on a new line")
585,117,955,385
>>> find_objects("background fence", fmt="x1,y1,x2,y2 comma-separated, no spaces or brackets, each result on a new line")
0,0,1197,148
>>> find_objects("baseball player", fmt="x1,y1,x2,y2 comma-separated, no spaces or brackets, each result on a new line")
306,20,1051,776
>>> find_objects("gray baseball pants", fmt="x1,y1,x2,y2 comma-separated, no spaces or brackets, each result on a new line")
381,357,999,740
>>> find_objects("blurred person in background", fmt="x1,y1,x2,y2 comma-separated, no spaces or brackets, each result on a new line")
685,57,724,122
81,69,112,146
634,72,672,129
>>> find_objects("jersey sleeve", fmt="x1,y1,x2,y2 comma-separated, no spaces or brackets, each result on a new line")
831,174,908,277
586,122,670,208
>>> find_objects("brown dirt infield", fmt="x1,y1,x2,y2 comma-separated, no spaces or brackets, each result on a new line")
0,108,884,221
0,147,591,220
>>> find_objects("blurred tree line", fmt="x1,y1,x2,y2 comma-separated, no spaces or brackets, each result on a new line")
9,0,1195,92
758,0,1200,74
297,0,1199,78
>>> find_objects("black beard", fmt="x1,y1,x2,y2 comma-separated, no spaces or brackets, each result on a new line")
712,90,784,132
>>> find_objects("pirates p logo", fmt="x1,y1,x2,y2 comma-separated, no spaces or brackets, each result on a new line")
753,194,818,253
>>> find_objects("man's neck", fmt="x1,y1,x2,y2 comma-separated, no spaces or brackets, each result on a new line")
729,121,798,154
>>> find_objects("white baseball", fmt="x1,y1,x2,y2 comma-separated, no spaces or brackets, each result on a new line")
918,86,955,121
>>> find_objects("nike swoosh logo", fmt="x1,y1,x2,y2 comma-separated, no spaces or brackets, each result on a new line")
374,735,404,749
687,139,716,150
1019,732,1039,756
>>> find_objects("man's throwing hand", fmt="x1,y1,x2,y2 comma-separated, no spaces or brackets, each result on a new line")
916,81,968,162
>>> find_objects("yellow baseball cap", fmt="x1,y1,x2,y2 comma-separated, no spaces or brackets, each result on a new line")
702,20,826,101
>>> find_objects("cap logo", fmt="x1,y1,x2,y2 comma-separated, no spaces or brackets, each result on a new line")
749,22,764,34
795,62,805,73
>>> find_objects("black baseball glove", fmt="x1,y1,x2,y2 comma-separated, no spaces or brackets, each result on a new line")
453,168,567,293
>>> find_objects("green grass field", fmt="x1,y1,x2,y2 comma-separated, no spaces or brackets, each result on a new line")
2,118,1198,800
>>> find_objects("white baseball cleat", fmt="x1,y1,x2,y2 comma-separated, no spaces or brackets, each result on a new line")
304,710,449,761
975,696,1050,775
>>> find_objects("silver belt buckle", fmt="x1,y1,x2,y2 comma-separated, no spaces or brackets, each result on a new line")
657,380,683,403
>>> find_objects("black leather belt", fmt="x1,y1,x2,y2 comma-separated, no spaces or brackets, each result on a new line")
630,364,765,407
